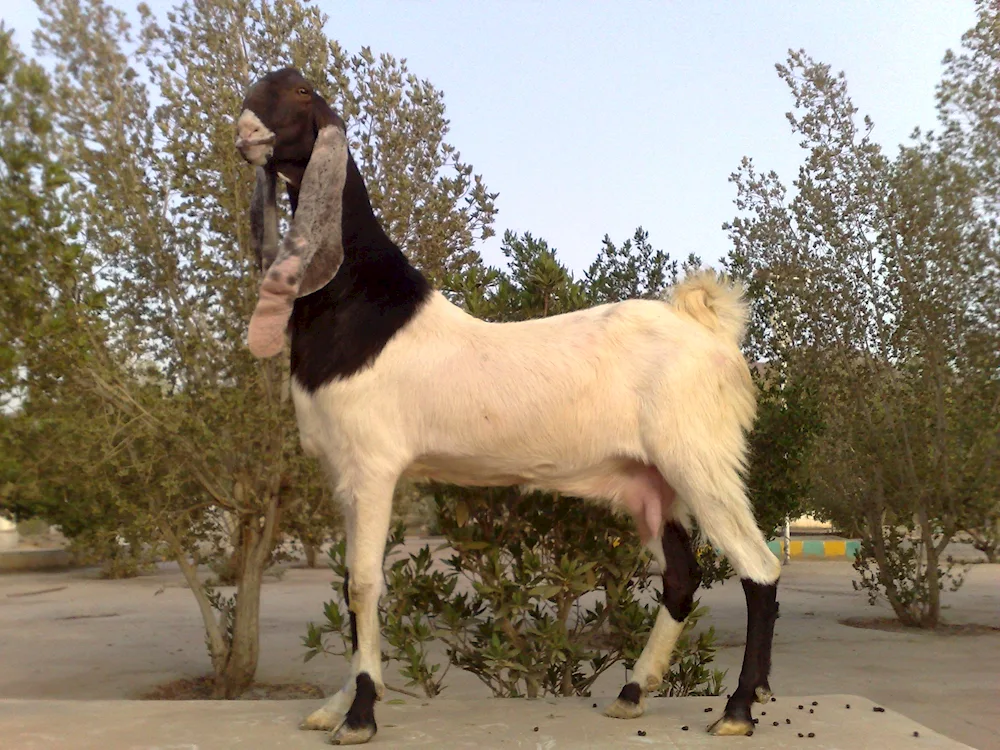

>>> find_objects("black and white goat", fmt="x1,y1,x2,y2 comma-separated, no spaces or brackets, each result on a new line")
235,67,780,745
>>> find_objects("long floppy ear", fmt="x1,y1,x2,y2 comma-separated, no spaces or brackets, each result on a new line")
247,125,347,359
311,91,345,133
249,166,279,272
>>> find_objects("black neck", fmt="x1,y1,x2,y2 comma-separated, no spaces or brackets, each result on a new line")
288,153,432,392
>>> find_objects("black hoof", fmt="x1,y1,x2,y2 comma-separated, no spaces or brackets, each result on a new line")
332,674,377,745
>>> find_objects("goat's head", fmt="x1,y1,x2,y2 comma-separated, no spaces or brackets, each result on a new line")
236,67,349,358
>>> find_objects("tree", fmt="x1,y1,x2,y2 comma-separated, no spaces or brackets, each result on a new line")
726,46,999,627
27,0,497,697
935,0,1000,563
0,24,107,532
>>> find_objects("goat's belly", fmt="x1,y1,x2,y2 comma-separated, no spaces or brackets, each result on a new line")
403,454,551,488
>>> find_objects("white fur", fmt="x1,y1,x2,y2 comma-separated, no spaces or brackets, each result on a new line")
293,270,779,586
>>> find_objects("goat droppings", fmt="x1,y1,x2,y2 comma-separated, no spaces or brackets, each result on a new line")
808,732,816,738
704,707,713,713
637,730,646,737
913,731,920,737
681,725,689,731
532,727,538,732
874,707,886,713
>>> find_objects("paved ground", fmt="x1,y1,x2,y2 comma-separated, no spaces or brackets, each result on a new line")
0,694,974,749
1,557,998,748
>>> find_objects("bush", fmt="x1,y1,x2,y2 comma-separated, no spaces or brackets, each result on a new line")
304,488,728,699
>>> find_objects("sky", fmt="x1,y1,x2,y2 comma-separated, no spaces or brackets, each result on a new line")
3,1,979,276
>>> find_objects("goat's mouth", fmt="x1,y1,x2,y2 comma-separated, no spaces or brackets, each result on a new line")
236,137,275,167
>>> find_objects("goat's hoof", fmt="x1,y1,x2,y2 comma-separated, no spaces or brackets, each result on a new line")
707,716,755,736
754,685,773,704
604,683,646,719
300,708,343,731
328,723,376,745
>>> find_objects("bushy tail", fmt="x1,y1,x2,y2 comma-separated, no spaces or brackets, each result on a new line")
668,269,749,344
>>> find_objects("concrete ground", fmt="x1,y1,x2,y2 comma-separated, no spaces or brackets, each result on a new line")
0,694,975,749
1,557,998,748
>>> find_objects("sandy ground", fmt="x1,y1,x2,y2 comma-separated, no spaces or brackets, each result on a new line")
1,555,998,749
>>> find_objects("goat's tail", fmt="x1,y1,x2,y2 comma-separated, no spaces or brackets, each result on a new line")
668,269,749,344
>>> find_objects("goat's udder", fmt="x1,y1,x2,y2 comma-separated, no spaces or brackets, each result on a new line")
619,465,677,544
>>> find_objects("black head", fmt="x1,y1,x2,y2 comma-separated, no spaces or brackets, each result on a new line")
235,67,346,172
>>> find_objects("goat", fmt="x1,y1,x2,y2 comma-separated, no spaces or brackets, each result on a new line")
235,67,780,745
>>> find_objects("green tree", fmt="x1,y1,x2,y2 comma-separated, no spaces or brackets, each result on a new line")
935,0,1000,563
28,0,497,697
726,47,999,627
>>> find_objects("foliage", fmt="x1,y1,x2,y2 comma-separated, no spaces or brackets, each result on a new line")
725,40,999,626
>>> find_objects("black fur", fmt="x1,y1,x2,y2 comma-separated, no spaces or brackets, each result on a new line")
288,153,431,390
342,570,358,653
660,522,702,622
720,579,779,725
344,673,378,735
240,67,431,390
617,681,642,706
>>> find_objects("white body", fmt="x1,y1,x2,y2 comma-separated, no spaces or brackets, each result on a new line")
293,279,774,581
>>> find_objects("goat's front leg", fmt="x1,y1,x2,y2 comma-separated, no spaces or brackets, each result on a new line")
301,504,360,733
329,479,394,746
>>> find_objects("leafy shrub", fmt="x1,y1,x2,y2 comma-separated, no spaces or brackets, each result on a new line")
305,487,728,699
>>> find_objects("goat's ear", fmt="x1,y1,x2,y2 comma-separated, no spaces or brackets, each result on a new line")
249,166,279,273
312,91,345,134
247,125,347,359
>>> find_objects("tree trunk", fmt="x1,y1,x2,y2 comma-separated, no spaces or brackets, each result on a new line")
212,499,281,698
303,542,318,568
215,552,263,698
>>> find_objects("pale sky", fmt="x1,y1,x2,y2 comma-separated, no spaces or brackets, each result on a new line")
3,1,978,275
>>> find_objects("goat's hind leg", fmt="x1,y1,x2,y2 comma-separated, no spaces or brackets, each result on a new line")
678,468,780,736
605,521,702,719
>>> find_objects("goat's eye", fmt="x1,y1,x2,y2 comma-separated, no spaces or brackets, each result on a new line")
297,87,309,96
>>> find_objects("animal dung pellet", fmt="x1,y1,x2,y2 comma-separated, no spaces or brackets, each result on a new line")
532,726,538,732
681,725,689,731
771,696,776,702
913,731,920,737
798,704,804,710
785,719,791,724
808,732,816,738
811,701,818,706
761,711,766,715
874,706,885,713
637,730,646,737
846,703,851,709
809,709,814,714
704,707,713,713
592,703,597,708
773,721,779,726
798,733,804,738
752,718,759,725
